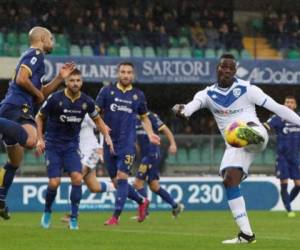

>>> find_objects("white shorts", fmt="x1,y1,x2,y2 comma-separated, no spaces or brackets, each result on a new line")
80,147,100,170
219,124,269,176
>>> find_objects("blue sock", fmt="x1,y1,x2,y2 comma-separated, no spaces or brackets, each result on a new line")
225,186,242,200
128,184,143,204
290,185,300,202
113,179,128,218
280,183,291,212
70,185,82,218
0,118,28,146
44,186,57,213
100,182,107,193
155,187,177,208
137,187,147,198
0,163,18,207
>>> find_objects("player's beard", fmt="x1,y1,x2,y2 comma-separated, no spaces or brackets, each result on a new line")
119,78,132,86
69,85,80,95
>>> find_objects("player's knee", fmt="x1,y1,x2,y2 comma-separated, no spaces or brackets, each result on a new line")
133,179,143,190
149,182,160,192
71,172,82,185
25,136,37,149
48,179,60,189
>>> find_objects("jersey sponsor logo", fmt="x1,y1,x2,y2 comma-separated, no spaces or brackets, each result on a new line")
30,57,37,65
213,108,244,116
114,97,132,104
282,126,300,134
59,115,82,123
82,103,87,110
110,103,133,113
63,109,82,114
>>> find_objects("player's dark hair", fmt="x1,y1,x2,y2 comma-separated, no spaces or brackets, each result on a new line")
285,95,297,101
219,53,236,61
118,61,135,70
70,68,81,75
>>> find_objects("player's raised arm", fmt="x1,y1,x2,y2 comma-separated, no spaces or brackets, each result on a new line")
248,85,300,126
172,89,206,118
41,62,76,98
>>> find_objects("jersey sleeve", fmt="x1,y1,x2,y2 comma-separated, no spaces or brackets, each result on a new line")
247,85,268,106
87,98,99,119
38,94,55,117
137,91,149,117
95,87,107,110
266,115,280,130
20,50,43,77
183,89,207,117
150,113,165,131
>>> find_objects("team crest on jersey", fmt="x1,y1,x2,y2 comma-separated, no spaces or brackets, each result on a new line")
111,91,114,95
22,104,29,113
233,88,242,98
133,94,138,100
59,101,63,106
82,102,87,110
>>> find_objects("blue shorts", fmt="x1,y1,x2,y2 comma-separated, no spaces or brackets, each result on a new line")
0,103,35,145
136,155,160,183
104,148,134,179
45,145,82,178
276,155,300,180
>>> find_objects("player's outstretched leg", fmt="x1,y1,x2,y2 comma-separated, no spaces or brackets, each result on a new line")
0,118,29,147
127,184,149,222
150,181,184,218
41,186,57,228
222,169,256,244
236,125,264,145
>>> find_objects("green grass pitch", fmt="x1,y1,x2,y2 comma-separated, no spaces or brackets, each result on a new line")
0,211,299,250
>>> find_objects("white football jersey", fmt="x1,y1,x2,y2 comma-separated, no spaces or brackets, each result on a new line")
79,114,102,149
183,78,268,136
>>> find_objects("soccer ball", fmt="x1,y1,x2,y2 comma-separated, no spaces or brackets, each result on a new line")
224,121,248,148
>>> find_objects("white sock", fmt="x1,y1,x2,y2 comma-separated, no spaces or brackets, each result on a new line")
228,196,253,236
105,182,115,192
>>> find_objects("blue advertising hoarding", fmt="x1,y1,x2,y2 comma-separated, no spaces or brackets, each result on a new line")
7,177,288,212
44,56,300,84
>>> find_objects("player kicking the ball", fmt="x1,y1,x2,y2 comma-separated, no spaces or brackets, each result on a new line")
173,54,300,244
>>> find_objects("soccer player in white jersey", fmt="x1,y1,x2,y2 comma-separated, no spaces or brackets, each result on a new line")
173,54,300,244
79,114,114,194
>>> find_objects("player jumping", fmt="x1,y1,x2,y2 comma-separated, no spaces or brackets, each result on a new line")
0,26,76,219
